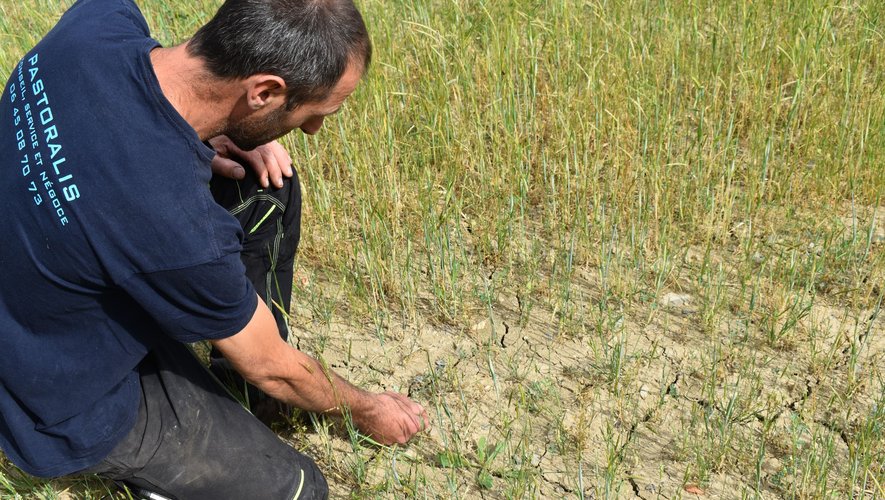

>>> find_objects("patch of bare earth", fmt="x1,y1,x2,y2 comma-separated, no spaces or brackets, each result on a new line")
281,208,883,498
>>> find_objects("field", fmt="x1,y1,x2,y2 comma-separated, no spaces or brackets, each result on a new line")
2,0,884,498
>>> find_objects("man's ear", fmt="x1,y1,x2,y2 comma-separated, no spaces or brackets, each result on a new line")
244,74,288,110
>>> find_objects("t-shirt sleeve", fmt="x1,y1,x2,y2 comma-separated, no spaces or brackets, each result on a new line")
119,252,258,343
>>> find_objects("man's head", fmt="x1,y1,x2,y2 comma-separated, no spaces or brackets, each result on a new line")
221,61,362,150
186,0,371,148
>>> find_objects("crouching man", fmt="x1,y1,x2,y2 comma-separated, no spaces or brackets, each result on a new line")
0,0,428,498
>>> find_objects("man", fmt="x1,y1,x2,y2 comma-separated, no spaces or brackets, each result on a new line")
0,0,429,498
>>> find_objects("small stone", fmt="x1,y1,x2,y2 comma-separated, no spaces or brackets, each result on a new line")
685,248,703,264
471,319,488,331
639,385,649,399
660,292,692,308
530,453,542,467
751,252,765,265
644,483,657,493
764,457,782,474
684,484,704,495
294,269,310,288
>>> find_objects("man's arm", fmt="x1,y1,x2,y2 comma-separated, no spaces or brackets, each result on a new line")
211,297,429,445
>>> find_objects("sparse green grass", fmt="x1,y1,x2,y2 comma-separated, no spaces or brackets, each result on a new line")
2,0,884,498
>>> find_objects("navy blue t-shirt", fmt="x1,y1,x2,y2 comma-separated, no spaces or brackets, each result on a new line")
0,0,258,477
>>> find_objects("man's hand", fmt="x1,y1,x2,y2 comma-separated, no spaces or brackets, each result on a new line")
209,135,293,189
350,391,430,445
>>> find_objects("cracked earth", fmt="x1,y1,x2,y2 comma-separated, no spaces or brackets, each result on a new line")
276,209,885,498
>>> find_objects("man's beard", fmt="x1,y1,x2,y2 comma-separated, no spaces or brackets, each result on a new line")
223,105,290,151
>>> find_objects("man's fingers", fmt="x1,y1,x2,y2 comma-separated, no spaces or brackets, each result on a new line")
264,140,293,177
419,409,431,432
411,401,425,415
405,414,419,438
258,148,283,188
252,141,292,188
402,395,427,421
271,143,293,178
215,137,271,188
252,164,269,188
210,155,246,179
229,150,268,188
403,408,432,440
361,391,431,445
386,392,426,418
208,137,292,189
388,391,430,437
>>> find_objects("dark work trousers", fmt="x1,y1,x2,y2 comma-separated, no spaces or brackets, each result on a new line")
208,169,302,415
81,170,324,500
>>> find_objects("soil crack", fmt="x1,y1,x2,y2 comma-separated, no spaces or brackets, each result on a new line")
815,418,851,449
629,476,646,499
622,397,664,499
787,376,817,413
500,321,509,348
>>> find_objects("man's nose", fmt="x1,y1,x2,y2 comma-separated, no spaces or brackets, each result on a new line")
300,116,325,135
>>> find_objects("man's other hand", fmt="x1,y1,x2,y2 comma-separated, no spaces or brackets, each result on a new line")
209,135,293,189
353,391,431,445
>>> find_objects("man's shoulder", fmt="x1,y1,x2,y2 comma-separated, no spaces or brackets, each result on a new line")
58,0,150,39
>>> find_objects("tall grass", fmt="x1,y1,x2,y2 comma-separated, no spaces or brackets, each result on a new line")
1,0,883,497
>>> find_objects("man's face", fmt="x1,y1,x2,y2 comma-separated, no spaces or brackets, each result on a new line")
225,62,363,151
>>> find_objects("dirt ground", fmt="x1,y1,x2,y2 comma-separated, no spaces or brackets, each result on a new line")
281,218,885,499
